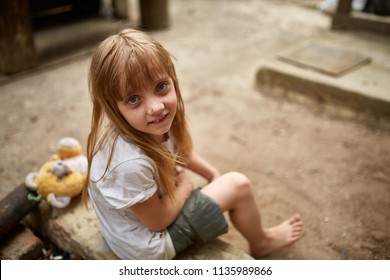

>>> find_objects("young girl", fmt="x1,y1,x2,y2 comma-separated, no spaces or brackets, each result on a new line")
84,28,303,260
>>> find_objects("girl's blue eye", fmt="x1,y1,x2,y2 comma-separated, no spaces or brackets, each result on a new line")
127,96,139,104
156,82,168,93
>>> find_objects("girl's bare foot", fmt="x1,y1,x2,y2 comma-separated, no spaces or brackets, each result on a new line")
251,214,303,258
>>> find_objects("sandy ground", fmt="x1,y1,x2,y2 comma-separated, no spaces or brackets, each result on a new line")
1,0,389,259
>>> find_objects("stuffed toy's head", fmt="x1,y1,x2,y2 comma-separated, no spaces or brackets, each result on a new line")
57,137,83,160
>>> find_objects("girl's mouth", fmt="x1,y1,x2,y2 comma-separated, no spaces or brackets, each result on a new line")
148,113,168,125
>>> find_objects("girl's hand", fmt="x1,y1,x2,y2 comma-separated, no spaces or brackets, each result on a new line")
209,169,221,182
176,168,195,193
186,151,221,183
175,165,184,175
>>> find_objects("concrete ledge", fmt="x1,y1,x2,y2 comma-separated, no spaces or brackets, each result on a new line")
39,198,253,260
255,60,390,122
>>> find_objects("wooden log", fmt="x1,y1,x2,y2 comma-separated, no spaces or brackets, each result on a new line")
0,0,38,74
139,0,169,30
0,184,40,239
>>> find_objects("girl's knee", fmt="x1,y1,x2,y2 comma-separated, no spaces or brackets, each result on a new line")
224,171,253,196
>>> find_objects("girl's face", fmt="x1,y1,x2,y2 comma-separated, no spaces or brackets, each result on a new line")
117,75,178,143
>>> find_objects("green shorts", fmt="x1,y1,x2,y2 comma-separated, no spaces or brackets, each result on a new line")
167,188,229,255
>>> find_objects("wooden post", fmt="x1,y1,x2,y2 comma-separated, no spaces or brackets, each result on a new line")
335,0,353,14
0,184,40,239
139,0,169,30
0,0,38,74
331,0,353,30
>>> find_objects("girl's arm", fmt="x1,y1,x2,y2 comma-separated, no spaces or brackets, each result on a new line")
130,170,194,232
186,151,220,182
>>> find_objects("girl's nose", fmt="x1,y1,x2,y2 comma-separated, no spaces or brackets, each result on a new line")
147,101,164,115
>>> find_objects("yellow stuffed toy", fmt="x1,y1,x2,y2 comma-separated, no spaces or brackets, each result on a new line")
25,137,88,208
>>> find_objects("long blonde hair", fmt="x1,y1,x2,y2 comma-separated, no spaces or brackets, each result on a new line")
83,28,192,204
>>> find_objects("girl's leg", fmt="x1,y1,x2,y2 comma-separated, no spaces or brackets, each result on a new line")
200,171,303,257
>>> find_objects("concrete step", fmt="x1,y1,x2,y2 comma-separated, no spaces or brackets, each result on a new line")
35,198,253,260
255,36,390,124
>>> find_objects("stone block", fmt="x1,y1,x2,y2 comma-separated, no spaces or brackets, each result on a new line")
42,197,253,260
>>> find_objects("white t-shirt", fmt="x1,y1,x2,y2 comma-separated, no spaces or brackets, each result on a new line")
88,136,176,260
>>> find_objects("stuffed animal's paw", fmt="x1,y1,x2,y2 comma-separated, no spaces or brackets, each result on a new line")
25,172,38,191
47,193,71,208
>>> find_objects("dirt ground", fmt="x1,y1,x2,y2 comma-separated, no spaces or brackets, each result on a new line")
1,0,389,259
